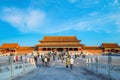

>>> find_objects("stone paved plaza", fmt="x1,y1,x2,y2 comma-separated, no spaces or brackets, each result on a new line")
13,58,109,80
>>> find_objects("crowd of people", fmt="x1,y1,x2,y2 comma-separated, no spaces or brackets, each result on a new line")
8,51,86,70
32,51,75,70
8,53,35,64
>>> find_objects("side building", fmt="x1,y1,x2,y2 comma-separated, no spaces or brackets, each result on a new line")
101,43,120,53
0,43,35,55
83,46,102,55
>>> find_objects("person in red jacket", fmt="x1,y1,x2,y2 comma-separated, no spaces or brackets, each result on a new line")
16,55,18,61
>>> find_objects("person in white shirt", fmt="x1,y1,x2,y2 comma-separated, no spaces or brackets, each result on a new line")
70,57,74,70
44,56,48,66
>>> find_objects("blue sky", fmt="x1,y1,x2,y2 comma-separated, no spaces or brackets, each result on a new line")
0,0,120,46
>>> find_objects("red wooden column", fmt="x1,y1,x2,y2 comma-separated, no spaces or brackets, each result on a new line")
119,50,120,52
14,50,16,52
46,48,48,51
67,48,69,51
56,48,58,52
78,48,81,51
72,48,74,51
38,48,43,51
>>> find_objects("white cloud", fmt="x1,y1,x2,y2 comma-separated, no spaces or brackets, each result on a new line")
113,0,118,4
34,12,120,34
83,14,120,32
110,14,120,31
51,13,120,33
113,16,120,32
68,0,77,3
94,0,99,4
88,12,98,16
0,7,120,34
0,8,45,33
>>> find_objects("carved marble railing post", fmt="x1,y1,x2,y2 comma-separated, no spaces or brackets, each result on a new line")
91,57,93,71
108,56,112,79
95,57,98,73
10,56,13,78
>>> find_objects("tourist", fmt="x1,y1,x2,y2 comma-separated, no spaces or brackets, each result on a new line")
16,55,18,61
48,52,51,57
13,55,16,62
57,52,60,60
80,51,83,56
70,57,74,70
75,54,77,58
61,56,64,63
20,55,23,62
37,55,40,64
52,51,56,61
82,54,86,58
47,56,50,66
41,55,45,65
44,56,48,66
66,57,70,68
34,55,37,64
24,54,27,63
68,52,70,58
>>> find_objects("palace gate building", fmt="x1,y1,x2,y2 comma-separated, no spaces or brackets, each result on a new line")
36,36,85,52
